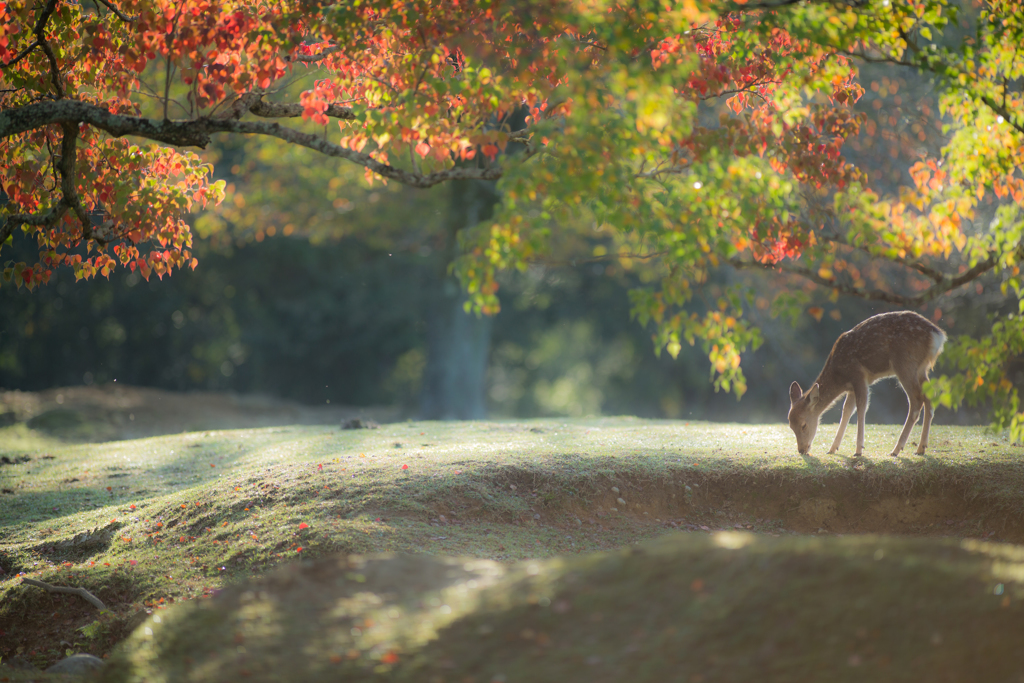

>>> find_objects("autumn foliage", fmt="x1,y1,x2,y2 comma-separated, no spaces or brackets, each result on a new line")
1,0,1023,434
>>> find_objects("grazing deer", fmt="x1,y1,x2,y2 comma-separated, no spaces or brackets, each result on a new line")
787,311,947,457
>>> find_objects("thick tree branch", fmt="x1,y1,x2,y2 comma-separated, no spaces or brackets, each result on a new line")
1,100,502,189
221,92,357,121
22,577,106,610
818,234,947,283
58,121,106,243
2,121,106,245
728,252,1000,306
32,0,64,99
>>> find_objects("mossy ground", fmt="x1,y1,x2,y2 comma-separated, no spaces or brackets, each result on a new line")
2,414,1023,677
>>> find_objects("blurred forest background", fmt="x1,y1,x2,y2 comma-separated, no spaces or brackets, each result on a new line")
0,60,1001,426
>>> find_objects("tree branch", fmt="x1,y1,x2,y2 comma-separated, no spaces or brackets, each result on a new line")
842,24,1024,136
3,121,107,245
817,234,947,283
33,0,65,99
728,252,1000,306
286,45,341,62
58,121,106,243
218,92,356,121
95,0,137,23
1,40,40,69
22,577,106,610
1,100,500,189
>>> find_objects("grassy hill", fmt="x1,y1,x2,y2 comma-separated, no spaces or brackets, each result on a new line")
2,416,1023,678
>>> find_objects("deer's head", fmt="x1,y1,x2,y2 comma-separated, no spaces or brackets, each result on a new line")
788,381,820,455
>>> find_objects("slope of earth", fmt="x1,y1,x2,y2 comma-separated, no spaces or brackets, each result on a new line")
1,387,1023,677
98,533,1024,683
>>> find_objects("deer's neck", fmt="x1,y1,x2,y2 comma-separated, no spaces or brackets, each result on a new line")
811,362,850,415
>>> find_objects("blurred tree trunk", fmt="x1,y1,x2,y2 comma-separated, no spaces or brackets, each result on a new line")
418,178,499,419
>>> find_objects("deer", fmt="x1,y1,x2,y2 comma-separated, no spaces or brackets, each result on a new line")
787,311,947,458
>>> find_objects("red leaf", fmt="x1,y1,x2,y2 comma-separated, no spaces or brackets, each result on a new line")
299,522,309,529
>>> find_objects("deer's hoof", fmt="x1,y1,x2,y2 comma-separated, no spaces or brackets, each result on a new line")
889,450,902,458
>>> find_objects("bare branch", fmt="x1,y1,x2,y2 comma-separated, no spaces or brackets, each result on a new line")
1,40,40,69
818,234,947,283
223,119,502,188
95,0,137,23
728,252,1000,306
22,577,106,610
529,249,670,267
635,164,689,179
286,45,341,62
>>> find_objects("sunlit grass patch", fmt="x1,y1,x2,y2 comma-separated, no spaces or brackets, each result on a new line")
2,418,1023,672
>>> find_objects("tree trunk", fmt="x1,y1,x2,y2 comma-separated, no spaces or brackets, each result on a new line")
418,178,499,420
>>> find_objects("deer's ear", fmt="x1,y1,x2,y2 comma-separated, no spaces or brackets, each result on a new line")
789,381,803,403
808,383,820,408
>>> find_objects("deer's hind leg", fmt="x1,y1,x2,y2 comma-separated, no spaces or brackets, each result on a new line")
892,367,926,458
916,364,936,455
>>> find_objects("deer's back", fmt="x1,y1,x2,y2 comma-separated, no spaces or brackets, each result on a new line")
827,311,944,383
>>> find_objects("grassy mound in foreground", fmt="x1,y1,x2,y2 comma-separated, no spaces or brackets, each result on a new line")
99,532,1024,683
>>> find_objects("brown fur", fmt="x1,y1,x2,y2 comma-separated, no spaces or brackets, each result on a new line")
788,311,946,457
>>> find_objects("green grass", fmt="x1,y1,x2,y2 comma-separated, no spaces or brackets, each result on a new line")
100,533,1024,683
2,418,1023,675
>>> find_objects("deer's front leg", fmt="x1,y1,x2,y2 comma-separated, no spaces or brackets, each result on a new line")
853,383,869,456
829,393,855,454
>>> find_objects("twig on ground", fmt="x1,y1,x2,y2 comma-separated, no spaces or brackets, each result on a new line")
21,577,106,610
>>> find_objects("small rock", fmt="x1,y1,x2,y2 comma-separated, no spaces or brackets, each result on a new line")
341,418,379,430
616,497,626,506
4,655,39,671
611,486,620,494
45,653,104,675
